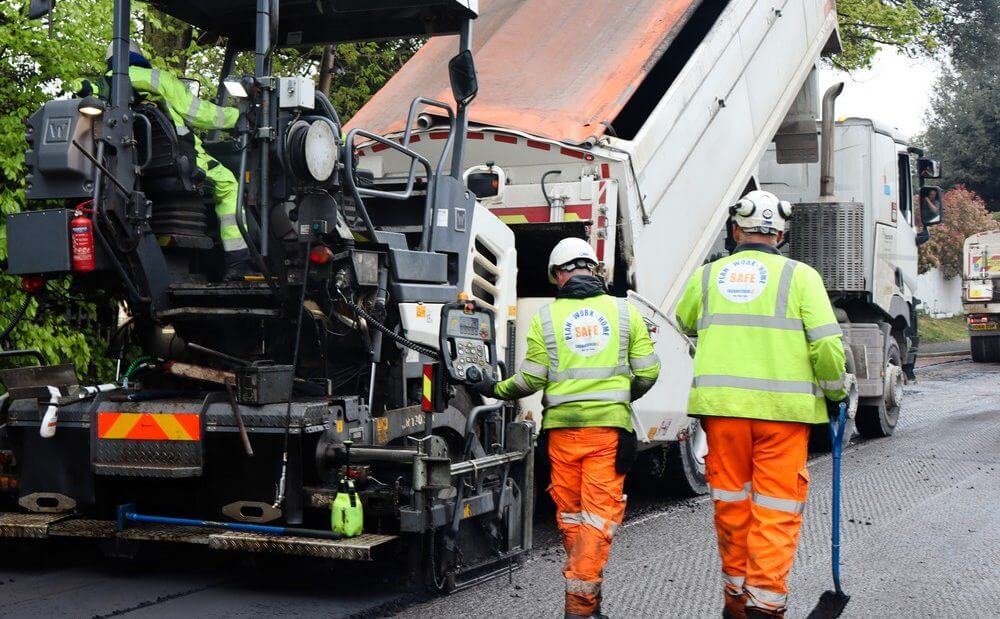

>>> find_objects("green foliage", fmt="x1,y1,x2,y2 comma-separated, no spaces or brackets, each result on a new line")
917,314,968,343
138,7,419,122
920,0,1000,210
0,2,418,382
0,1,115,381
835,0,942,71
324,41,422,123
918,186,1000,278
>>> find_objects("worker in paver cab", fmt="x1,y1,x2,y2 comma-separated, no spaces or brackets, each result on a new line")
79,42,253,280
675,190,848,618
471,237,661,618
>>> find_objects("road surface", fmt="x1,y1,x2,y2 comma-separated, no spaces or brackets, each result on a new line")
1,357,997,618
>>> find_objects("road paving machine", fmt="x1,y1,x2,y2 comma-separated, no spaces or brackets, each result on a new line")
0,0,531,591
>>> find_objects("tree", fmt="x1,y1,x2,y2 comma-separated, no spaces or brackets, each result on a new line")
835,0,943,71
0,1,117,381
918,186,1000,277
919,0,1000,210
0,2,419,382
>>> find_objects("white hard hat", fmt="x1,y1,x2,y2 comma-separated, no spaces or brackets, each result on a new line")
730,190,792,234
548,237,598,284
106,41,143,61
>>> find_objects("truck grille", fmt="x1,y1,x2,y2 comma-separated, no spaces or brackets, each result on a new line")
788,202,865,291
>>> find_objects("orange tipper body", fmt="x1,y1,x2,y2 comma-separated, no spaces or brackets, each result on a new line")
346,0,700,143
547,427,626,617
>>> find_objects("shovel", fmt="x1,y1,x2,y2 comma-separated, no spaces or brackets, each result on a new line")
806,402,850,618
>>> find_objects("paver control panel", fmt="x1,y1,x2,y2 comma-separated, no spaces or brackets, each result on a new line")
439,301,497,383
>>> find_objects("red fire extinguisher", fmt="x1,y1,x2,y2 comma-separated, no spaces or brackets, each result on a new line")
70,211,96,273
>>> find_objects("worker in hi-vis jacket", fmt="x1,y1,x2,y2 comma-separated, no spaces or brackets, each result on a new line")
80,42,253,280
471,237,661,619
676,190,848,619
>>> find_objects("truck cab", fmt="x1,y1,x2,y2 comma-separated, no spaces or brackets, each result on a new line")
760,115,944,439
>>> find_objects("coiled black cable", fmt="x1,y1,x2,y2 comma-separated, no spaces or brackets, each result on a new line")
0,296,31,342
338,290,440,360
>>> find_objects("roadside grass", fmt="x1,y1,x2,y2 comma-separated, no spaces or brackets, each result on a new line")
919,315,969,344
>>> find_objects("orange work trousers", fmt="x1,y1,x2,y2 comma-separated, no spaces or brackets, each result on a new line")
548,427,626,617
702,417,810,615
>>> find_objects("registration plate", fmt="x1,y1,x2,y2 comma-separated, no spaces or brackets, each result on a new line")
970,323,998,331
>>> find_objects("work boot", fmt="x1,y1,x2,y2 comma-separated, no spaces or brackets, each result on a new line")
745,608,784,619
223,249,259,282
722,591,749,619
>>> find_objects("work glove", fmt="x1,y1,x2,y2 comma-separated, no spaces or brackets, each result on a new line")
236,110,251,134
630,377,655,402
826,398,847,420
465,366,497,399
75,79,93,98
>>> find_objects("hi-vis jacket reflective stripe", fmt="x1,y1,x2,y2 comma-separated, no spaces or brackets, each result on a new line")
93,67,238,136
675,246,847,424
494,294,660,431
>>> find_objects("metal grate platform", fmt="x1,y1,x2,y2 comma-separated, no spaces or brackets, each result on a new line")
48,518,118,538
208,531,397,561
0,513,71,538
0,512,397,561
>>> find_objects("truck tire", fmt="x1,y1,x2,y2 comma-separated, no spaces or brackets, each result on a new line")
971,336,1000,363
632,420,708,497
663,420,708,497
856,340,903,438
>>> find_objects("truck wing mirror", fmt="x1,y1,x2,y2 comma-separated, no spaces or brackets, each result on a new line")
28,0,55,19
919,186,944,226
918,157,942,180
448,50,478,108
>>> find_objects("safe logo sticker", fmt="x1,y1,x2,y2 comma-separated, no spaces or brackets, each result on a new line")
562,308,611,357
716,259,768,303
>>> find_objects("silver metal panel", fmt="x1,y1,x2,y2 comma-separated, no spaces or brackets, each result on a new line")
843,324,884,397
48,518,119,538
207,531,397,561
118,524,212,545
789,202,866,291
0,512,70,538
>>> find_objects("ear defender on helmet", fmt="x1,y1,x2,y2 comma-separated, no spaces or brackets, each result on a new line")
777,199,792,220
730,198,757,218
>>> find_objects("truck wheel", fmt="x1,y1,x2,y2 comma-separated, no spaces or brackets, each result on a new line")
971,336,1000,363
856,340,903,438
662,420,708,497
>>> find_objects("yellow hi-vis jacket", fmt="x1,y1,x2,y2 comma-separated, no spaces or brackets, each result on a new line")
92,67,238,139
91,67,245,250
675,244,848,424
495,278,661,431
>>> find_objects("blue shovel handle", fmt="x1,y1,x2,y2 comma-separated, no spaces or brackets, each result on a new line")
828,402,847,594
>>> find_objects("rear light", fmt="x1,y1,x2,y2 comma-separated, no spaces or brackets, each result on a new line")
968,315,991,325
20,276,45,294
308,245,334,265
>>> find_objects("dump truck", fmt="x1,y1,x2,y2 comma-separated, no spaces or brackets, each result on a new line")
759,114,944,441
962,230,1000,362
347,0,871,474
0,0,872,590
